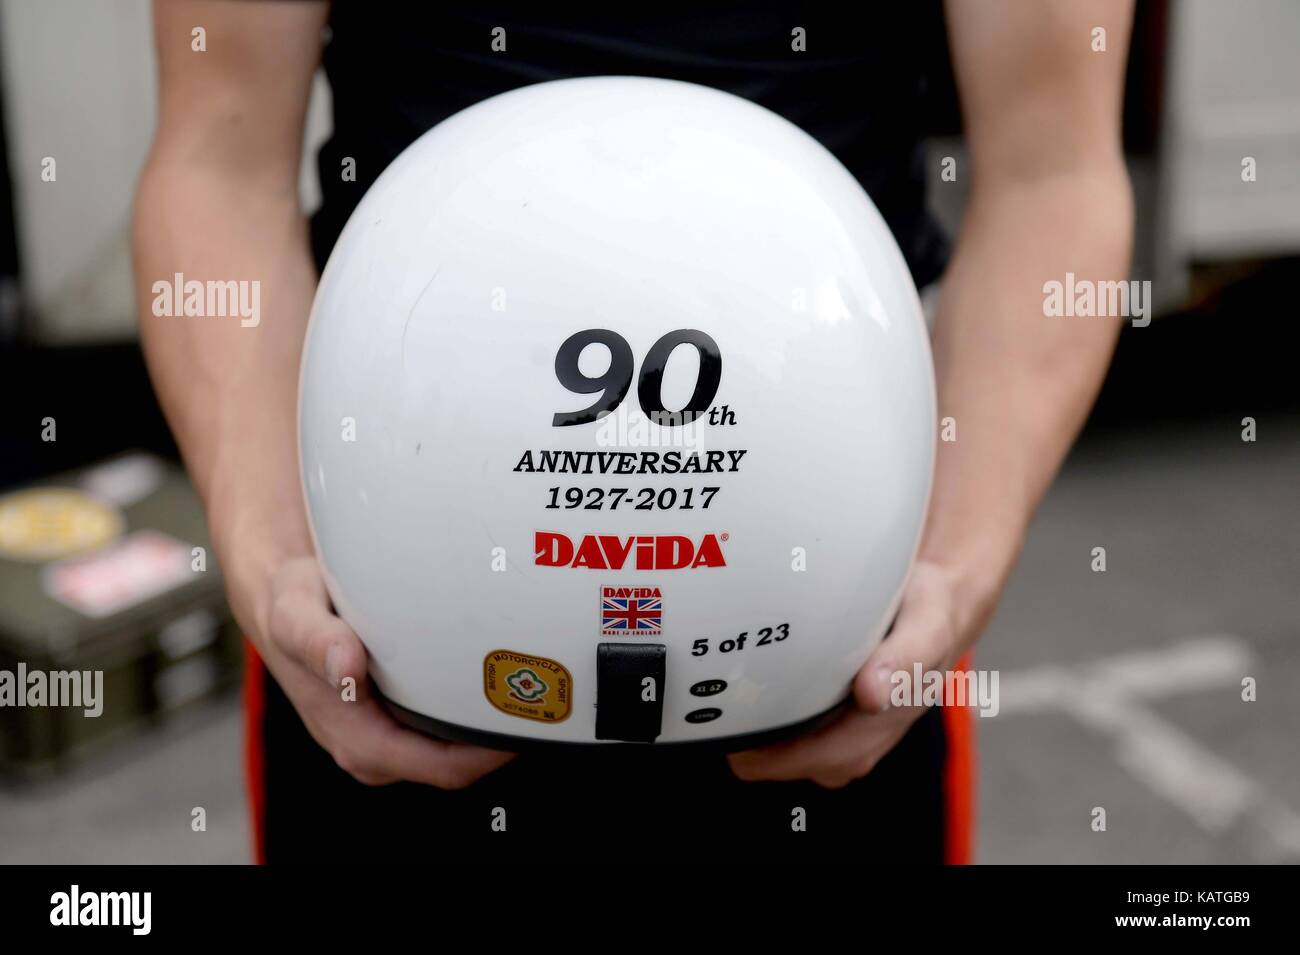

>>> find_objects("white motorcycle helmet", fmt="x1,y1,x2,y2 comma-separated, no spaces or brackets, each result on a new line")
299,77,934,749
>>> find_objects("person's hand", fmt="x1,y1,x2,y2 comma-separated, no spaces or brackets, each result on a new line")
727,560,980,788
252,555,516,787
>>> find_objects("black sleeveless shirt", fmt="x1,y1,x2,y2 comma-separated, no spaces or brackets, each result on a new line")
274,4,958,862
311,2,951,287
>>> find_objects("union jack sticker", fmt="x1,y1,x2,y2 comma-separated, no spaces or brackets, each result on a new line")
600,585,663,636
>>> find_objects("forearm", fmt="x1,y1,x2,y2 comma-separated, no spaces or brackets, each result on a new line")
924,164,1134,634
132,160,317,634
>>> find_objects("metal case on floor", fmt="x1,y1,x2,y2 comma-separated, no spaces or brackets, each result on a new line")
0,453,239,774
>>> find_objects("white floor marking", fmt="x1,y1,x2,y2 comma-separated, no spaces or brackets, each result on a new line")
995,634,1300,859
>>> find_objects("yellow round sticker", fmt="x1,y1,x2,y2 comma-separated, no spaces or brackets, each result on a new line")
0,488,125,562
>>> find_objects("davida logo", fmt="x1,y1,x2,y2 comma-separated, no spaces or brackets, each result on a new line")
535,532,726,570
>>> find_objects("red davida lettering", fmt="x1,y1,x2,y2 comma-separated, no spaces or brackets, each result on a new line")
602,586,663,599
535,532,726,569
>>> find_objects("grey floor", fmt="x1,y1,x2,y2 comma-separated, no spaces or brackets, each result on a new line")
2,416,1296,864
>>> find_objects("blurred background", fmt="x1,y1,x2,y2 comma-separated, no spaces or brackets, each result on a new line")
0,0,1296,863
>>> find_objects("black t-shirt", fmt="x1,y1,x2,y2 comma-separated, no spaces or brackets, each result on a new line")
311,2,951,287
274,3,957,863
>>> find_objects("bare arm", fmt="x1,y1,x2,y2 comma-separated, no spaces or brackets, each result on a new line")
732,0,1135,785
923,0,1135,634
134,0,323,633
134,0,512,788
